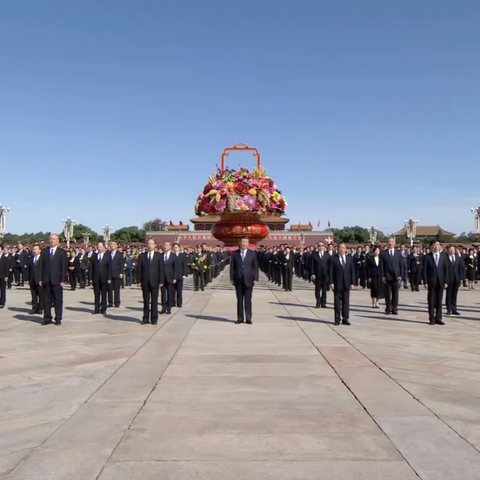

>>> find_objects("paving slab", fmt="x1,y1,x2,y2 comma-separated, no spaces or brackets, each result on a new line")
1,272,480,479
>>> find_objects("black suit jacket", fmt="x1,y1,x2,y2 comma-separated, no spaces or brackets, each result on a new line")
162,252,177,283
424,252,449,288
29,255,43,285
0,254,9,278
446,254,463,284
17,249,29,268
91,253,112,284
110,251,124,279
174,252,188,280
137,252,165,288
329,254,356,291
41,247,68,285
380,250,404,281
312,251,329,281
230,249,259,288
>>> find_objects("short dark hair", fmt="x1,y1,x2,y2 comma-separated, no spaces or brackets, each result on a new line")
97,241,105,247
173,242,180,248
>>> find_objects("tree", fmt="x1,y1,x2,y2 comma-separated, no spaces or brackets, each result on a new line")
331,226,370,244
143,218,168,231
455,231,478,244
3,232,51,244
59,223,101,244
111,226,145,244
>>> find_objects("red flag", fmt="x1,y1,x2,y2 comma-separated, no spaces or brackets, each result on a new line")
169,220,174,226
148,221,152,227
158,221,162,226
297,221,301,229
317,220,320,228
179,221,183,226
328,220,331,228
309,221,312,228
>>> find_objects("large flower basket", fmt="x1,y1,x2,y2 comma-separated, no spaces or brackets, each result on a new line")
211,212,270,246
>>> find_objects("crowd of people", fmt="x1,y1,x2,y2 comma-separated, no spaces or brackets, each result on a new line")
256,238,479,325
0,236,230,325
1,234,479,327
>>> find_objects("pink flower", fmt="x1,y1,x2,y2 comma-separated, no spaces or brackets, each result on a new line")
213,199,226,213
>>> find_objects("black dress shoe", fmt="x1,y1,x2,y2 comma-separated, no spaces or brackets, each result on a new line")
141,319,149,324
114,305,120,308
41,319,52,325
166,310,171,315
446,311,451,315
342,320,351,326
452,311,460,315
151,321,158,325
429,320,435,325
314,305,320,309
160,310,166,315
108,304,113,308
235,320,243,324
435,320,445,325
92,311,100,315
0,305,4,309
54,320,61,325
30,309,37,315
334,321,340,326
392,311,398,315
385,310,391,315
321,305,327,308
246,320,252,324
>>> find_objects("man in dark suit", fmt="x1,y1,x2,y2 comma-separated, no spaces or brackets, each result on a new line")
108,241,123,308
29,244,43,314
312,242,330,308
173,243,187,308
91,241,112,315
137,238,165,324
0,244,9,308
329,242,356,325
40,234,68,325
15,243,29,286
161,242,177,314
380,237,404,315
408,246,422,292
230,237,259,324
424,241,449,325
446,245,462,316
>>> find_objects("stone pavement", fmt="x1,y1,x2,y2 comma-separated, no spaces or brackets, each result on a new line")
1,272,480,479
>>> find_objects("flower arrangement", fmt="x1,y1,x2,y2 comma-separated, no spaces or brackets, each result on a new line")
195,166,287,216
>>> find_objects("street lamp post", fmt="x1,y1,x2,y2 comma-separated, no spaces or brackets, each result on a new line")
369,225,378,245
0,203,10,239
404,217,419,247
102,225,112,243
83,232,91,246
471,206,480,234
62,217,76,248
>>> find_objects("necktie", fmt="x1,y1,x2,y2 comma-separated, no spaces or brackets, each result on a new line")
33,256,37,265
320,252,323,259
149,252,153,262
241,250,245,262
390,249,394,257
435,254,439,268
99,254,102,261
451,256,455,263
50,248,54,258
341,256,345,268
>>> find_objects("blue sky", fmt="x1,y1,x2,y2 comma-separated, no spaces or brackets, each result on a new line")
1,0,479,236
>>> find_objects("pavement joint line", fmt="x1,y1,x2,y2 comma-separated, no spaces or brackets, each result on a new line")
93,279,220,480
286,282,480,457
6,276,215,478
268,280,422,480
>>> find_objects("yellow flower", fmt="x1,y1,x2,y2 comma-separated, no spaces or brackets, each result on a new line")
226,182,234,192
271,191,280,202
241,204,249,211
215,193,221,202
206,189,218,197
248,188,257,196
265,176,270,180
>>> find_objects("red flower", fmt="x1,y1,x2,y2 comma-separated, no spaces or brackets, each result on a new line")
233,182,249,195
254,203,261,211
278,198,286,210
203,184,213,194
203,203,212,213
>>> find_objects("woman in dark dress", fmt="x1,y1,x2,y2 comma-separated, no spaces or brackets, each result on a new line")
465,248,476,289
366,245,384,308
283,246,295,291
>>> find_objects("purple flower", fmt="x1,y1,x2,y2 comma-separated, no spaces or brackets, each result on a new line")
243,195,257,209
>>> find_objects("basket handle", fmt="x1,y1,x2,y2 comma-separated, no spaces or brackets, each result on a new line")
220,143,260,170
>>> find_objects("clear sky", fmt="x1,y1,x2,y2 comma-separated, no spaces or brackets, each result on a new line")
1,0,479,236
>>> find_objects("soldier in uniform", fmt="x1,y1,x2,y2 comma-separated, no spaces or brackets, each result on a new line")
353,246,366,288
408,246,422,292
192,245,206,291
124,247,134,287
